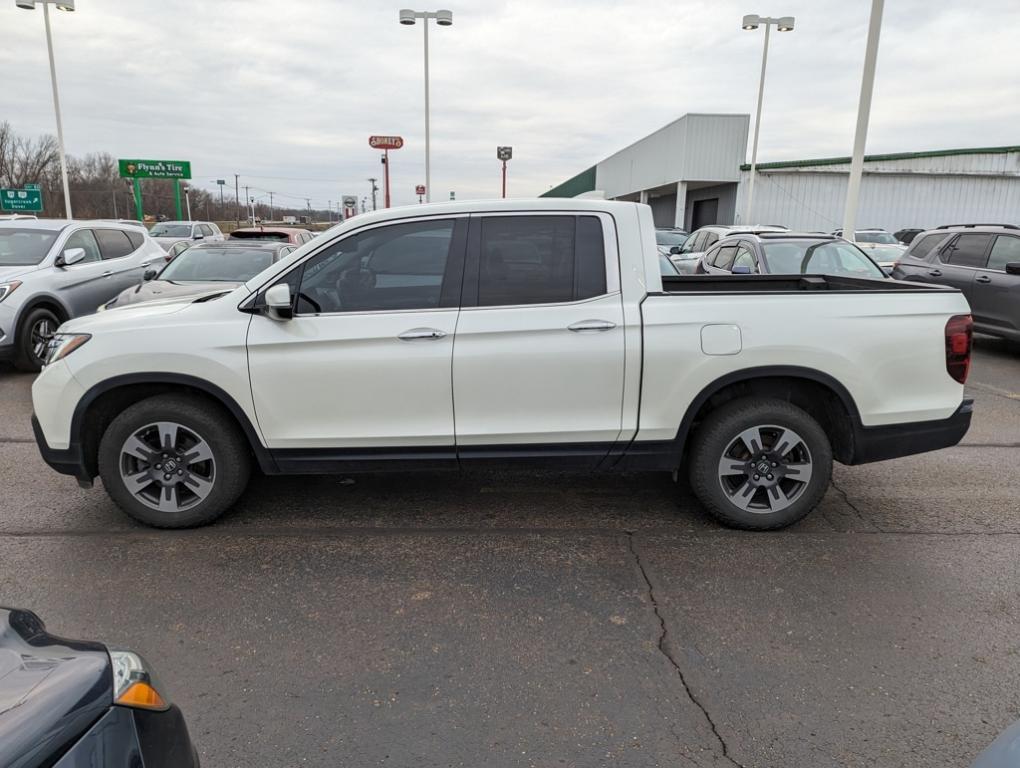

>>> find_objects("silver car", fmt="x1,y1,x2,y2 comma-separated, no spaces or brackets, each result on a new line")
147,220,224,252
0,220,165,370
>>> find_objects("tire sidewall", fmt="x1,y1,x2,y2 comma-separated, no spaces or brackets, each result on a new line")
689,399,832,530
98,396,250,528
15,307,60,372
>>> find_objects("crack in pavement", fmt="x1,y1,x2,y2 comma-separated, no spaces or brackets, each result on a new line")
626,530,747,768
829,479,884,532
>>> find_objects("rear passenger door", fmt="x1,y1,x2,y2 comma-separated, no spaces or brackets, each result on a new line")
968,234,1020,335
452,213,625,464
95,228,148,294
933,233,992,299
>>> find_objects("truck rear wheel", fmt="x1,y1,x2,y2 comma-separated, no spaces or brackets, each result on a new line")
98,394,251,528
688,398,832,530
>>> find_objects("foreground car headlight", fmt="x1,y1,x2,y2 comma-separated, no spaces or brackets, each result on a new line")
110,650,170,711
0,281,22,303
43,333,91,365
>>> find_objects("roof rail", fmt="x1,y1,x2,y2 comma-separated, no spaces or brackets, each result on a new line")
935,223,1020,230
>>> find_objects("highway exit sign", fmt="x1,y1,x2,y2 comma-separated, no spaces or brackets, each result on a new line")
118,159,192,180
1,187,43,212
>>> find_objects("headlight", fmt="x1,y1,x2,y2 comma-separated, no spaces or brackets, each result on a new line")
42,333,91,365
110,650,170,711
0,281,22,302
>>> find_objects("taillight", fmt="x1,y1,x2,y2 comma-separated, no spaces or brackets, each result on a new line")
945,314,973,384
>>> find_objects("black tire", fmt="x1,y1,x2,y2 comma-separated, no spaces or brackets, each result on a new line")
688,397,832,531
98,394,251,528
13,307,60,372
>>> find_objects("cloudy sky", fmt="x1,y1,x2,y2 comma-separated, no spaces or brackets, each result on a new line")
2,0,1018,209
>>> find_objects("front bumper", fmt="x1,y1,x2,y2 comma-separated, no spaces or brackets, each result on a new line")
849,398,973,464
32,413,93,486
54,704,199,768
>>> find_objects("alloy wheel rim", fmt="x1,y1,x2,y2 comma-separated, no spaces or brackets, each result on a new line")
118,422,216,513
716,423,813,514
31,318,54,362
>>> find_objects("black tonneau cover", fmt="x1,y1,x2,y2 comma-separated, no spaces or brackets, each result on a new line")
660,274,957,293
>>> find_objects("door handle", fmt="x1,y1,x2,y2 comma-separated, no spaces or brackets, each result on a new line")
928,270,942,277
102,271,113,277
398,328,447,341
975,275,992,284
568,319,616,333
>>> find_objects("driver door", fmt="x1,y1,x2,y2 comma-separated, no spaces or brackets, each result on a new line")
246,216,467,458
49,227,113,316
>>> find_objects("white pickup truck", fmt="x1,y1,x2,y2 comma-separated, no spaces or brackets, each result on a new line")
31,199,974,530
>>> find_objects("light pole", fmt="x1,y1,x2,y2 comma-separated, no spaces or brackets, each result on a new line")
741,13,794,224
399,9,452,204
367,177,379,211
16,0,76,218
842,0,885,243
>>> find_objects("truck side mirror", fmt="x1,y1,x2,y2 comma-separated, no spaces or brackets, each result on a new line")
55,247,86,268
669,246,681,255
143,268,158,281
1005,262,1020,275
264,283,293,321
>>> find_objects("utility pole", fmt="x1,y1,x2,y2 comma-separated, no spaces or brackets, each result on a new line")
327,200,332,223
306,198,312,222
111,186,117,218
244,185,250,224
269,191,274,222
234,174,240,228
367,178,378,211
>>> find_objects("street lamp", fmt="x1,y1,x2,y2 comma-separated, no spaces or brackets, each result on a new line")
741,13,794,224
399,8,453,204
16,0,75,219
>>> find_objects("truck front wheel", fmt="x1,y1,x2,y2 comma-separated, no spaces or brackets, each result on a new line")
688,398,832,530
98,394,251,528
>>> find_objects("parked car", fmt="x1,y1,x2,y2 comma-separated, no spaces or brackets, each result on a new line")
100,241,297,311
654,227,689,258
0,219,165,370
230,226,316,245
102,219,149,229
671,224,788,274
0,606,199,767
894,227,924,245
830,228,906,273
0,213,38,221
659,253,681,276
893,223,1020,342
695,233,886,279
164,239,193,262
148,220,224,251
31,199,973,532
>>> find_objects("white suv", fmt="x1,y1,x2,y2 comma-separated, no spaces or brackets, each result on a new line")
0,220,165,370
147,221,224,251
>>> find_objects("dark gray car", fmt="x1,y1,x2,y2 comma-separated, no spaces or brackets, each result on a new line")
0,607,198,767
893,224,1020,342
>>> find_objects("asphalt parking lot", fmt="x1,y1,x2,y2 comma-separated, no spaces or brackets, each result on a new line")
1,337,1018,768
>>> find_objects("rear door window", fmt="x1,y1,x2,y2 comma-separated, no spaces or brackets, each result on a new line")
199,224,215,237
986,236,1020,271
908,233,948,261
943,234,993,268
714,246,738,271
125,230,144,251
95,229,135,259
475,215,606,307
731,245,757,272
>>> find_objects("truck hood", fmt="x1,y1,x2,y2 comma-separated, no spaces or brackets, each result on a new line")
65,284,247,334
0,608,111,768
103,279,242,310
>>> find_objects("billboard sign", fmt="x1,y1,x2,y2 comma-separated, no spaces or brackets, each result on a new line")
0,187,43,212
118,159,192,179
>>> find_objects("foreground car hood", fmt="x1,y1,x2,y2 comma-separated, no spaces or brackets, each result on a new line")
0,608,111,768
106,280,242,309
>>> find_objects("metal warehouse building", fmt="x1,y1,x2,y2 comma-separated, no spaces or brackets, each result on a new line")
542,113,1020,233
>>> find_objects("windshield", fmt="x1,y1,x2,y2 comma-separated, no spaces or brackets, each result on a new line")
655,231,688,247
0,228,58,266
159,247,275,282
150,224,192,237
763,241,885,278
853,231,897,244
